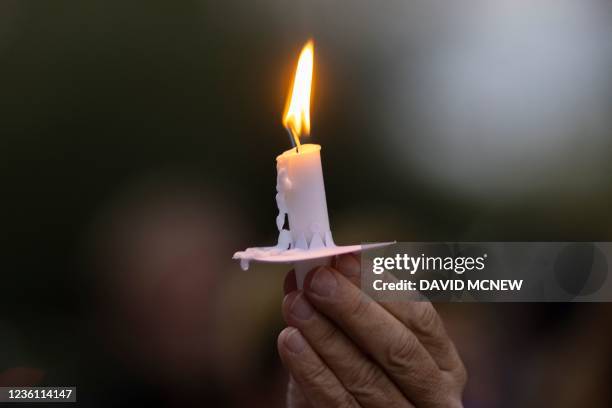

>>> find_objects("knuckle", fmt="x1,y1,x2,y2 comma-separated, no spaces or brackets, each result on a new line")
300,363,358,408
303,360,329,384
415,303,440,334
347,361,384,394
334,391,359,408
348,292,371,320
314,323,339,347
344,363,402,405
386,331,420,371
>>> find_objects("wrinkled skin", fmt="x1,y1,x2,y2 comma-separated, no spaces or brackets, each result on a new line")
278,254,467,408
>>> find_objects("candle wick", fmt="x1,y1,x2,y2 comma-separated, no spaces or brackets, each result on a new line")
285,127,295,148
285,127,301,153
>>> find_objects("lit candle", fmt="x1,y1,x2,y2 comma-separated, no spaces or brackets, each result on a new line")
233,41,393,287
235,40,335,287
276,40,334,253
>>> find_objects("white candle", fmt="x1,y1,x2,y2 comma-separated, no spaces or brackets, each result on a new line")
276,144,333,249
233,40,394,284
277,40,338,287
234,40,336,288
276,144,335,287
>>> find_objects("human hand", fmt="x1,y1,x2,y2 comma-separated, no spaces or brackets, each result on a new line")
278,254,467,407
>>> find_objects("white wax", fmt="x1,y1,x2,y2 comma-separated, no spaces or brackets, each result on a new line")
233,144,337,288
276,143,335,287
276,144,332,246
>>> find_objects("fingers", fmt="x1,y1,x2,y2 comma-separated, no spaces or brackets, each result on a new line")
283,256,466,405
373,272,465,376
303,266,456,407
287,376,312,408
283,291,414,408
335,255,466,376
278,327,359,408
333,254,361,287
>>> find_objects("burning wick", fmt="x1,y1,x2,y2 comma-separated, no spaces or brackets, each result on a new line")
283,40,313,153
285,127,297,150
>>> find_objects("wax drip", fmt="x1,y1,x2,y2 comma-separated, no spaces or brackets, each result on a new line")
233,152,336,270
275,161,291,244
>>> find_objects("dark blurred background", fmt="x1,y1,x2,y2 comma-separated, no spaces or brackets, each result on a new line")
1,0,612,406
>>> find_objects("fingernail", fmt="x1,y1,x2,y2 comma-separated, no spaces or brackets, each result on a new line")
290,293,314,320
284,328,306,354
336,254,360,278
310,267,337,297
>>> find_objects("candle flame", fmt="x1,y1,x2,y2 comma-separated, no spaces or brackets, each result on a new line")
283,40,314,148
